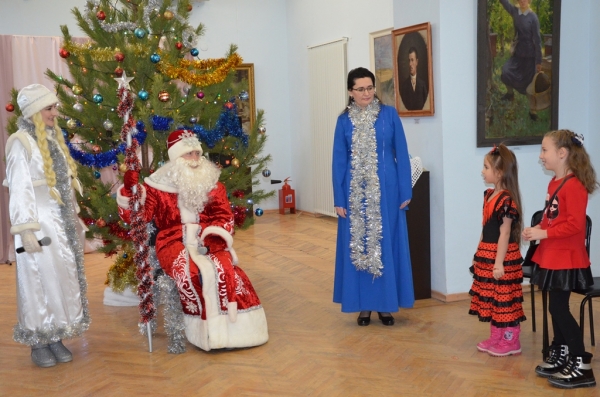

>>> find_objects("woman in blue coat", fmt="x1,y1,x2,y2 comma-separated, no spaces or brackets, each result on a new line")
332,67,414,326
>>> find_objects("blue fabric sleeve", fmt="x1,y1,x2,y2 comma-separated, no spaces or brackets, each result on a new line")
332,114,348,208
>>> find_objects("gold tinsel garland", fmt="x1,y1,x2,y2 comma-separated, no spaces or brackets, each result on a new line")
105,247,138,292
157,53,243,87
63,41,148,62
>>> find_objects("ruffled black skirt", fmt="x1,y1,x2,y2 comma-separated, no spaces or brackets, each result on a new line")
531,264,594,291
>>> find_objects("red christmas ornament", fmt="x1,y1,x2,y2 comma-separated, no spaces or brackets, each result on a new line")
114,67,124,77
233,206,247,227
225,102,234,110
59,48,70,59
114,52,125,62
96,218,106,228
97,10,106,20
5,103,15,112
92,145,101,153
175,42,183,50
187,4,193,12
232,190,245,199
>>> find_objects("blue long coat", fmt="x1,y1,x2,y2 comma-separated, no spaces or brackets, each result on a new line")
332,104,414,313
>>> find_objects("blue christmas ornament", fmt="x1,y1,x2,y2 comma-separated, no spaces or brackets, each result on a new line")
239,91,249,101
94,170,101,179
134,28,147,39
93,94,103,104
150,53,161,63
262,169,271,178
138,89,149,101
123,253,128,259
190,48,199,56
254,208,264,217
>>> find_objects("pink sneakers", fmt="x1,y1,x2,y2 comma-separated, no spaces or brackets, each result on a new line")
488,325,521,357
477,324,502,353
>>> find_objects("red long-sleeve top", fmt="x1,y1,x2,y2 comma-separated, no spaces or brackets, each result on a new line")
532,176,590,270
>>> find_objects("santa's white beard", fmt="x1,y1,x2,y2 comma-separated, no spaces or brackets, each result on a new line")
170,156,221,213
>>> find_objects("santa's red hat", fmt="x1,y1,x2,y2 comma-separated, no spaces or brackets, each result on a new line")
167,129,203,161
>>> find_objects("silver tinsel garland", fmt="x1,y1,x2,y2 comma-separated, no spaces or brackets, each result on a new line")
13,118,91,345
347,99,384,278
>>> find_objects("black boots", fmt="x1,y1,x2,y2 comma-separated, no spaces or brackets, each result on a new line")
535,344,569,377
548,353,596,389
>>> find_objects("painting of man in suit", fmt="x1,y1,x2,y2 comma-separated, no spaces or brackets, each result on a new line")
399,47,428,110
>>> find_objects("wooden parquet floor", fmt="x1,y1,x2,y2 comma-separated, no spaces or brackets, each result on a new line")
1,212,599,396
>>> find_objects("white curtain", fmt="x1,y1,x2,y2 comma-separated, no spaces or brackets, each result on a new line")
0,35,88,263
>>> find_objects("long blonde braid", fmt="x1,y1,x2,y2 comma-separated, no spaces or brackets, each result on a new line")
32,113,63,204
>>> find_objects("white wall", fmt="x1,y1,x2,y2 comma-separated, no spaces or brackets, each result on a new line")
394,0,600,295
285,0,394,211
190,0,291,210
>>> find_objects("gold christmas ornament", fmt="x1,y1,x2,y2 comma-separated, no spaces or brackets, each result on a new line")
158,90,170,102
119,163,127,173
72,85,83,95
231,158,240,167
164,10,174,20
66,119,78,129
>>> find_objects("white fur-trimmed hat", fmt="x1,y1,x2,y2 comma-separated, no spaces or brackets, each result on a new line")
167,129,203,161
17,84,59,120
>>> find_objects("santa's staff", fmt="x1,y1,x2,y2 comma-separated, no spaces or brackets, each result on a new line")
115,72,156,351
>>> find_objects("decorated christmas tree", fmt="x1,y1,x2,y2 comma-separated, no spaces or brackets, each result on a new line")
6,0,274,294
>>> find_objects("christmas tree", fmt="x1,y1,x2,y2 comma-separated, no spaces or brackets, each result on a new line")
6,0,274,295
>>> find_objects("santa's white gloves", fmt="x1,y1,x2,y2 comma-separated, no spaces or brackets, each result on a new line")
20,230,42,253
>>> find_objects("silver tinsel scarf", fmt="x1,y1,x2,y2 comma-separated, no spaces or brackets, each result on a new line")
347,98,384,278
13,118,91,345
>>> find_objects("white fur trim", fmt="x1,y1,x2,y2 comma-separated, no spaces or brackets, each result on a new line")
5,132,32,160
167,139,202,162
200,226,233,248
10,222,41,235
116,184,146,209
227,247,239,265
228,302,238,323
179,202,197,224
145,175,178,193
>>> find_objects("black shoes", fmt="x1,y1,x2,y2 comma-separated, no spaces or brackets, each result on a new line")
536,344,569,378
548,354,596,389
378,312,395,326
357,311,371,326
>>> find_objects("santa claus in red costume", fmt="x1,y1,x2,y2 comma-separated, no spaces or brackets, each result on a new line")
117,129,268,351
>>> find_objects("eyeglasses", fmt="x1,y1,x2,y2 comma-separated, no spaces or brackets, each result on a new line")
352,86,375,93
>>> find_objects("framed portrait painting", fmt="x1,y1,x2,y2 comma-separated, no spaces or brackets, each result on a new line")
369,28,396,107
477,0,561,147
392,22,434,117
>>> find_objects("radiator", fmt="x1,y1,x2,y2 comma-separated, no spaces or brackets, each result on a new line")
308,38,348,217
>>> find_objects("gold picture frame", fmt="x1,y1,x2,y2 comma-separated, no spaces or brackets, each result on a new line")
233,63,256,133
392,22,435,117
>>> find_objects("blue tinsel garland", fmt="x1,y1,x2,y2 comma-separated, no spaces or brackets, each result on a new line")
67,103,248,168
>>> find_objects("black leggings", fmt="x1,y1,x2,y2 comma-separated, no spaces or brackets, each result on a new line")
549,289,586,356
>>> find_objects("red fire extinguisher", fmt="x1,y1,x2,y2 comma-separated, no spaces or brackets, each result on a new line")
278,177,296,215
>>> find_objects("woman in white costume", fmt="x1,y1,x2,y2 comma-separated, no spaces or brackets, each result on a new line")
4,84,90,367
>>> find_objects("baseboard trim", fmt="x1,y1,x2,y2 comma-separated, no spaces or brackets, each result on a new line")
431,290,471,303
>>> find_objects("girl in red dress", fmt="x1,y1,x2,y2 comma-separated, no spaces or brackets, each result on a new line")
524,130,598,389
469,144,526,357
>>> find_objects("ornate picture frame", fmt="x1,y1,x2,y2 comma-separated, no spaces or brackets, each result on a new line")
233,63,256,133
392,22,434,117
477,0,561,147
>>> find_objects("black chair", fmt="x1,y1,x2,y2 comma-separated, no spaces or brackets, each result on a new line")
522,210,544,333
573,216,596,345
